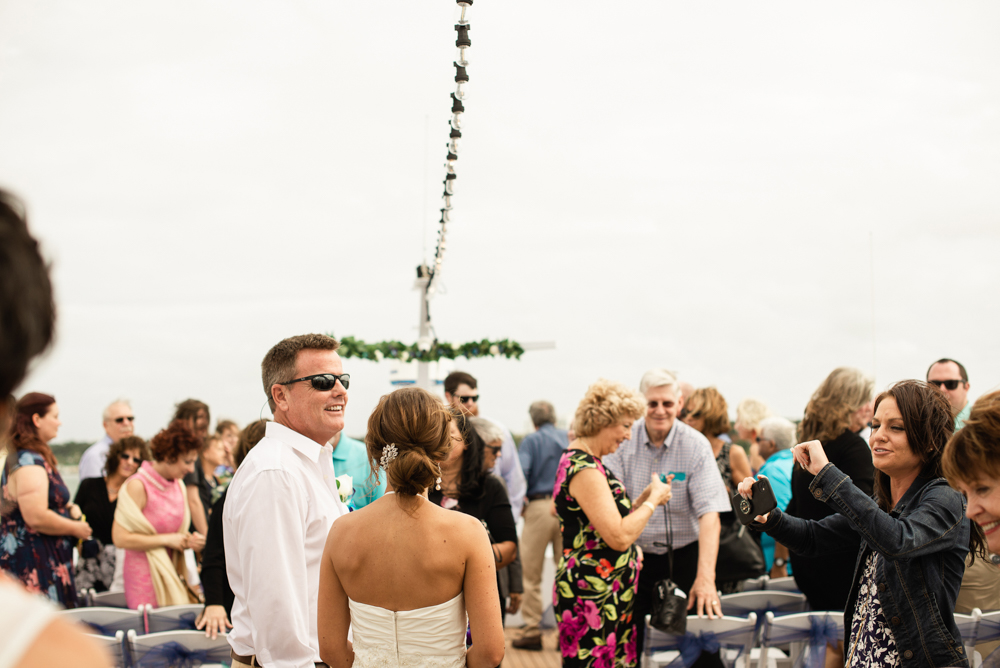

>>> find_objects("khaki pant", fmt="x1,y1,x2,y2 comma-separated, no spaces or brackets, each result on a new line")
520,497,562,634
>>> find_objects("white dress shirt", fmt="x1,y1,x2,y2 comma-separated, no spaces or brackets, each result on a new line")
224,421,348,668
77,435,113,480
482,415,526,518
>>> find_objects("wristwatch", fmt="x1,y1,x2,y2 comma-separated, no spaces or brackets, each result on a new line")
773,558,787,568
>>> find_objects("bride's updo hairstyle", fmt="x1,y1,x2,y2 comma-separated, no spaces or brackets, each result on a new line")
365,387,453,496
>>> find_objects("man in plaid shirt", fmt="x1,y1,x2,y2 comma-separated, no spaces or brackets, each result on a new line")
605,369,731,662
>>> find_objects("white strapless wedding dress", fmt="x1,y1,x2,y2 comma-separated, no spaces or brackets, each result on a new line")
349,593,468,668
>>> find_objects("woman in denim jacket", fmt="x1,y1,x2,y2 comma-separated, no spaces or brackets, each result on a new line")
738,380,986,668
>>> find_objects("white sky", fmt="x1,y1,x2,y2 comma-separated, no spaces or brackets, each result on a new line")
2,1,998,442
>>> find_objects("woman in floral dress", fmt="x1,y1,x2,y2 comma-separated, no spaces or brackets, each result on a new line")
554,380,673,668
1,393,92,607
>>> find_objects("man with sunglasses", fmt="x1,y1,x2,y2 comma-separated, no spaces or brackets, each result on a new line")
927,358,972,429
225,334,350,668
443,371,526,518
604,369,731,664
78,400,136,481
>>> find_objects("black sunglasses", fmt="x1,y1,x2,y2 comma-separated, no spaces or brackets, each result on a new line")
647,401,675,409
458,394,479,404
120,453,143,464
280,373,350,391
114,416,135,424
929,379,964,390
485,445,502,455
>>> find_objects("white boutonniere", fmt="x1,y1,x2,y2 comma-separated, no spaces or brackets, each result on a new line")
335,474,353,503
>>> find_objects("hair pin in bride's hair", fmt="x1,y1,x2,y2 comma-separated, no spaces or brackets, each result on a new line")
380,443,398,470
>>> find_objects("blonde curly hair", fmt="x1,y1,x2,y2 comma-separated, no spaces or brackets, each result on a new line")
573,379,646,438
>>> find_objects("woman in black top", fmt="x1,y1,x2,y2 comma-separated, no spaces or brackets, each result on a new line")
196,420,268,639
429,409,518,615
786,367,875,612
73,436,150,592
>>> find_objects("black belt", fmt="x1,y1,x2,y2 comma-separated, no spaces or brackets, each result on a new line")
231,650,329,668
527,493,552,501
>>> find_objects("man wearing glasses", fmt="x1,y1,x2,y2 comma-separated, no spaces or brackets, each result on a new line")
78,400,136,481
604,368,731,663
443,371,526,518
927,358,972,429
225,333,350,668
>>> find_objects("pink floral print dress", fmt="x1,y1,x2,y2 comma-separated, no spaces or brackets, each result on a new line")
553,450,640,668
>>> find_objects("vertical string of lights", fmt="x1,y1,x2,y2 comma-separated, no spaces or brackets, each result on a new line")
425,0,472,298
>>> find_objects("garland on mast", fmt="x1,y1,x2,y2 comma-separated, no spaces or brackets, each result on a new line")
335,335,524,362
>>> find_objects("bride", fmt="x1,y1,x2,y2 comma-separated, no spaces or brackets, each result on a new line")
318,387,505,668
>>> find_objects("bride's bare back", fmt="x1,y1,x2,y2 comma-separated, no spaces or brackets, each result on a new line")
331,493,484,610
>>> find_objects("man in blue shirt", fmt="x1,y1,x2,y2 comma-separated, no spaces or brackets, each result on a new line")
755,416,797,577
513,401,568,650
331,431,386,509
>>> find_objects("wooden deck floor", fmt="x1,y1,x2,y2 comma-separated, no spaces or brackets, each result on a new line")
502,627,561,668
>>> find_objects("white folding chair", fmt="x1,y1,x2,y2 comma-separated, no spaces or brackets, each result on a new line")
142,603,204,634
954,610,980,661
643,613,757,668
719,591,808,619
91,590,129,608
86,630,126,668
762,576,800,593
62,606,143,637
758,611,843,668
126,629,231,667
740,576,768,592
971,609,1000,668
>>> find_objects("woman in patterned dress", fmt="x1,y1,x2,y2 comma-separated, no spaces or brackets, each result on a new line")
738,380,985,668
554,380,673,668
1,393,92,607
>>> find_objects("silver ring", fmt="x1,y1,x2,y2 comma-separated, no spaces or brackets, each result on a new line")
712,600,720,605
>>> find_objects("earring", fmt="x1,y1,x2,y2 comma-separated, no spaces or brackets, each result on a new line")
436,476,442,491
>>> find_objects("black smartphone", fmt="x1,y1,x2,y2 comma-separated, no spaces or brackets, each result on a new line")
732,478,778,526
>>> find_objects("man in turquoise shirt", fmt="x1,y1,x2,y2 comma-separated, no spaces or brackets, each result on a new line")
755,416,798,576
331,432,386,509
927,358,972,430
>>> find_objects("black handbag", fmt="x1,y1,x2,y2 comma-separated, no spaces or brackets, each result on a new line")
649,502,687,635
715,498,766,583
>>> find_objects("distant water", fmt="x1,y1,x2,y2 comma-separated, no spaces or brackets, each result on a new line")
61,465,80,499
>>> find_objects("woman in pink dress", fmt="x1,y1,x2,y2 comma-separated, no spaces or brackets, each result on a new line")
112,422,206,609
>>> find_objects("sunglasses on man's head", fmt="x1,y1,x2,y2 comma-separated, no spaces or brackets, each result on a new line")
929,379,964,391
458,395,479,404
280,373,350,391
114,416,135,424
120,453,142,465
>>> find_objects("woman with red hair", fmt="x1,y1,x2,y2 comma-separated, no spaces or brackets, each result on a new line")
1,392,92,607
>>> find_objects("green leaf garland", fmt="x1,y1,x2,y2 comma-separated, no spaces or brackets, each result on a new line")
332,335,525,362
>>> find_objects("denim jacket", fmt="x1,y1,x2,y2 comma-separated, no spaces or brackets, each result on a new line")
758,463,971,668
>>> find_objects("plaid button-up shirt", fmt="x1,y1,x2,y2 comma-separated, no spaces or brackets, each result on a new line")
604,417,731,554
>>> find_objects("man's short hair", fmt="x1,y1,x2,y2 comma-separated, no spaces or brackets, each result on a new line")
0,189,55,398
469,416,505,445
758,416,797,451
927,358,969,383
103,399,132,422
444,371,477,396
261,334,340,411
528,400,557,428
639,368,680,396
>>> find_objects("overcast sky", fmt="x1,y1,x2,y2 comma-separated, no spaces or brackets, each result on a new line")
2,1,998,442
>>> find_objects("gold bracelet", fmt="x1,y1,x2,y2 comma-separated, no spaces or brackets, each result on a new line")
642,501,656,513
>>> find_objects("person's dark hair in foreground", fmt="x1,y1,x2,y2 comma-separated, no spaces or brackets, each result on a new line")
0,187,109,667
740,380,981,668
